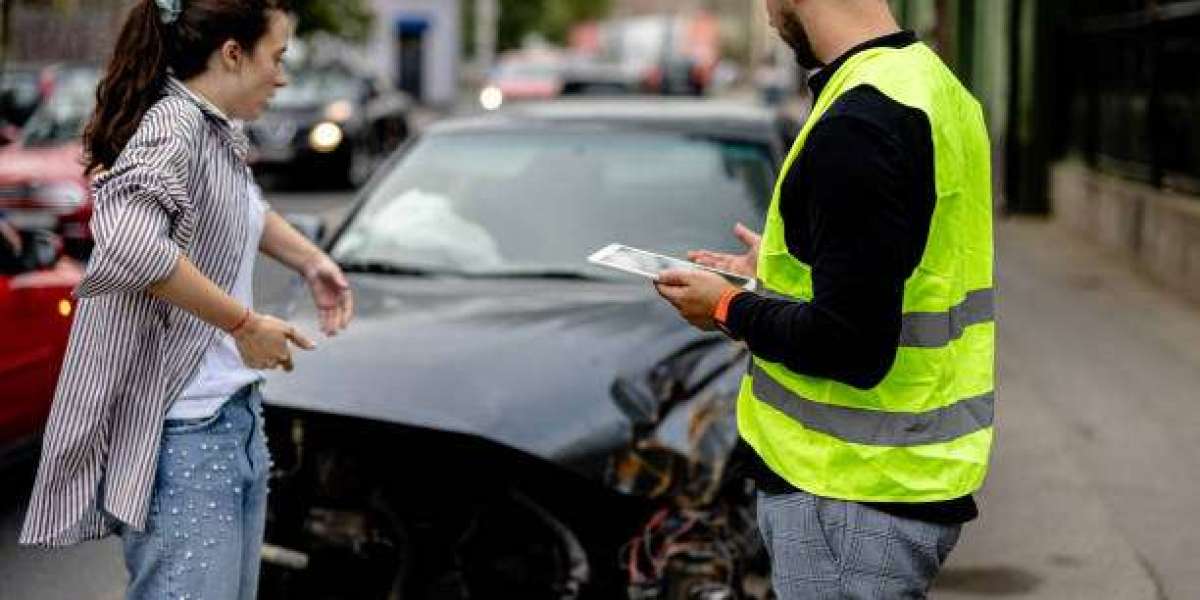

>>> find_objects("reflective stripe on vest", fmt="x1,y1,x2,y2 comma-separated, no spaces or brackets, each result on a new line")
758,287,995,349
750,361,994,446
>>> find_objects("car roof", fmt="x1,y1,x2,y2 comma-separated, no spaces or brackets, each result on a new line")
428,97,787,152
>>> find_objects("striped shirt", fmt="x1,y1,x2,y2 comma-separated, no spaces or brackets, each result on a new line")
21,78,262,547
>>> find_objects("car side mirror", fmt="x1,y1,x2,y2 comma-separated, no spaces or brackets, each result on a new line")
285,213,326,244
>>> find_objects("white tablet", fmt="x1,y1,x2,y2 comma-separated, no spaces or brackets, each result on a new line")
588,244,756,290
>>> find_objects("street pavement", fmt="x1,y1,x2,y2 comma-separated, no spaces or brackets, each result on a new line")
933,217,1200,600
1,205,1198,597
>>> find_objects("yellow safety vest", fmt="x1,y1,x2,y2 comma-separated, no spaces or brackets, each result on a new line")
738,42,995,502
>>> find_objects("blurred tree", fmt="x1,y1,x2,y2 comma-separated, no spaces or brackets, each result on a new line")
1,0,11,63
527,0,611,47
289,0,375,42
465,0,613,55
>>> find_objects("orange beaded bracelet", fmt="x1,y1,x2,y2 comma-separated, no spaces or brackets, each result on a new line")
227,307,252,336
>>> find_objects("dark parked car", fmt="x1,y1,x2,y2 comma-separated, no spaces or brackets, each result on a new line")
256,98,790,599
560,59,643,97
248,68,411,188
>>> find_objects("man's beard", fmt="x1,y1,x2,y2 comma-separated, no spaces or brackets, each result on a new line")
777,10,824,70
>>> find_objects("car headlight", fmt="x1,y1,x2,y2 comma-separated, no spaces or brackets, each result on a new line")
480,86,504,111
31,181,87,211
309,122,344,153
324,100,354,123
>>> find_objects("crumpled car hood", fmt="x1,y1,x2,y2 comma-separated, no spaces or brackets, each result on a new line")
261,274,718,471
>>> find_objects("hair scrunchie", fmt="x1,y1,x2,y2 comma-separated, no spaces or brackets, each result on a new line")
154,0,183,24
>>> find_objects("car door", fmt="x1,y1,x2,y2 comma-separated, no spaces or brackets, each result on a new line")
0,261,78,451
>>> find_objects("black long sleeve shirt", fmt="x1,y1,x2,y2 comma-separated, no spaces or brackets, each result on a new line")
730,31,977,524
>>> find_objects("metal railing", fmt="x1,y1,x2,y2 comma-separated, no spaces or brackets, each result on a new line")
1064,0,1200,195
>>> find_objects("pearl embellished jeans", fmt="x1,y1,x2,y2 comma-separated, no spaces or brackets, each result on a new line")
120,385,270,600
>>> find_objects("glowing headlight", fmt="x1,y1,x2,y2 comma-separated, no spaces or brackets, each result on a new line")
31,181,86,211
480,86,504,111
324,100,354,123
309,122,344,153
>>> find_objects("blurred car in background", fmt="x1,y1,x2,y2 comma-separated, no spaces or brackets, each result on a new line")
0,66,98,260
559,59,642,97
0,221,80,470
248,67,412,188
0,63,53,132
654,56,708,96
478,57,565,111
256,98,791,600
480,57,647,112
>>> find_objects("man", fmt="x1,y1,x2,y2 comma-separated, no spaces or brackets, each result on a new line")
654,0,995,597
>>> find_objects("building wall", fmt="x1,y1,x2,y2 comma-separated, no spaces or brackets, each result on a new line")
1054,161,1200,305
368,0,461,106
5,2,124,63
897,0,1200,306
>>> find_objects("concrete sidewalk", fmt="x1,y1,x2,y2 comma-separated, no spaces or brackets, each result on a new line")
934,217,1200,599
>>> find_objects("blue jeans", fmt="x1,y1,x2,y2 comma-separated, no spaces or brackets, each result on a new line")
120,385,271,600
756,489,961,600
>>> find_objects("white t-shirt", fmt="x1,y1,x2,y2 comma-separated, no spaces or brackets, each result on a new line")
167,182,268,420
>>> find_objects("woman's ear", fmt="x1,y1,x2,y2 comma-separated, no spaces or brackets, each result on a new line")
219,39,244,71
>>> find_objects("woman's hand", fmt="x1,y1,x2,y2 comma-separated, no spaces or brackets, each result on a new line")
687,223,762,279
233,313,316,372
301,253,354,337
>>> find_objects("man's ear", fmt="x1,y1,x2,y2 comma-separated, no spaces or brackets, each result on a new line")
218,39,244,71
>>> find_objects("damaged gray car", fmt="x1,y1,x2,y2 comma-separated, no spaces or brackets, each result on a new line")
258,99,790,599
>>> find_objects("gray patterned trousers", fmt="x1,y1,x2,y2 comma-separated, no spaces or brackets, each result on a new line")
757,489,961,599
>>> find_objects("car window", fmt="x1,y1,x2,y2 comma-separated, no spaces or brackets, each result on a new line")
332,130,775,276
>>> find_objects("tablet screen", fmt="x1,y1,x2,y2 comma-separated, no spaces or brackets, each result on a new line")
603,246,694,278
589,244,754,289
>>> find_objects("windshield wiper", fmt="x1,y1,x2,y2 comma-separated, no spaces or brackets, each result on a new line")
336,260,451,277
338,261,614,282
464,268,613,282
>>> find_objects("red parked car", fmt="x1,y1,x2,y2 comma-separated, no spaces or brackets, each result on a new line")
0,222,80,467
478,57,565,111
0,66,98,260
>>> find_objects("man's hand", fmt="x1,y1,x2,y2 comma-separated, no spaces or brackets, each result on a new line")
301,253,354,337
687,223,761,279
654,269,738,331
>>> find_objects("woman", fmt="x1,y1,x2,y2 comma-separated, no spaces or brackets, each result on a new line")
20,1,354,598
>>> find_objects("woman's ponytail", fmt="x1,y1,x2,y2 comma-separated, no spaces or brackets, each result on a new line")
83,0,170,175
82,0,288,175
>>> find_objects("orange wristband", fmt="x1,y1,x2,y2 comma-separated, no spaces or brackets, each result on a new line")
713,287,742,326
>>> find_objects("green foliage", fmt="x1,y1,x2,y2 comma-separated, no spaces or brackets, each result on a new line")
289,0,375,42
530,0,611,47
465,0,613,55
